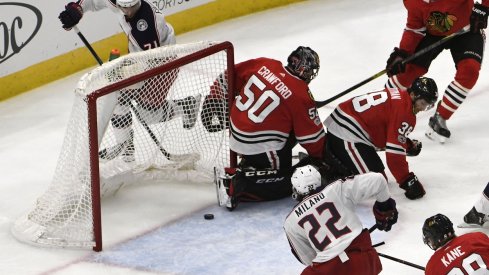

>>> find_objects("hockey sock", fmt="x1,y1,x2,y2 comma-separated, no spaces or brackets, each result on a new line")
436,81,469,120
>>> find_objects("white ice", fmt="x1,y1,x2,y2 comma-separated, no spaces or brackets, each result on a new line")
1,0,489,274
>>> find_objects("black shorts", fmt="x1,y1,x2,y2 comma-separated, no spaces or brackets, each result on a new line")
239,135,296,170
410,31,485,69
326,132,384,175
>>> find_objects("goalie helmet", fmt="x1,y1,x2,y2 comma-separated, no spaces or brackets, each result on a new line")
409,77,438,109
116,0,141,7
286,46,320,83
291,165,322,201
422,213,455,250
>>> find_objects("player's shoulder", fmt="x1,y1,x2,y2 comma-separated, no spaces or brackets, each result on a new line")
403,0,425,9
140,0,161,15
459,231,489,242
237,57,281,70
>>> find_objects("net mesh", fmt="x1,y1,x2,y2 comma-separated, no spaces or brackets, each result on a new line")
12,41,232,249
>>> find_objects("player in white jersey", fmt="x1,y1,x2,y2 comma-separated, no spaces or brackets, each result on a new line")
59,0,175,52
58,0,200,161
284,166,398,275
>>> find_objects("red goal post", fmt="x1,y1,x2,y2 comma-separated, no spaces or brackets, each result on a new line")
12,41,237,251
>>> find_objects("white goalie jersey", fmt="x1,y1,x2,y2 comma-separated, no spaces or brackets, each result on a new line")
283,172,391,265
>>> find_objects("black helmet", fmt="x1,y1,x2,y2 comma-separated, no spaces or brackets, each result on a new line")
286,46,320,83
422,214,455,250
408,77,438,108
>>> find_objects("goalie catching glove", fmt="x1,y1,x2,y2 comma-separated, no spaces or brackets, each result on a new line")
59,2,83,30
373,198,398,232
201,73,229,132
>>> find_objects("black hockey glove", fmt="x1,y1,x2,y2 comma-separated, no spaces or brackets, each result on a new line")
406,138,422,156
470,3,489,33
59,2,83,30
201,96,228,133
373,198,398,232
386,47,410,77
400,172,426,200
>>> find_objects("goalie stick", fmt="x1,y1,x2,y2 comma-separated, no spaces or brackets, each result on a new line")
314,24,470,108
73,26,198,163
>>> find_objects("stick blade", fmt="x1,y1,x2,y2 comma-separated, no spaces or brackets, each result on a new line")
457,222,489,229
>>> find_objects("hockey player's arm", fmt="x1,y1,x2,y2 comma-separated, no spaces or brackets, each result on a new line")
385,115,411,184
344,173,398,231
399,0,426,54
79,0,113,12
284,220,315,266
292,92,326,159
385,144,410,184
344,173,391,204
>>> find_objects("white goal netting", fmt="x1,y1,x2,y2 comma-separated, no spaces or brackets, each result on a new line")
12,41,234,250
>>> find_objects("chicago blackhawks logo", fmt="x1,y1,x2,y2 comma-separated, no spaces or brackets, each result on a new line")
427,11,457,33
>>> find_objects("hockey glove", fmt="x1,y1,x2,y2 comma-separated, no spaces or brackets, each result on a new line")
201,96,228,133
59,2,83,30
470,3,489,33
386,47,410,77
406,138,422,156
373,198,398,232
400,172,426,200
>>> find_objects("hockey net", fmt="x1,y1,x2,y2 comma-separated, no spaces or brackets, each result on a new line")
12,41,236,251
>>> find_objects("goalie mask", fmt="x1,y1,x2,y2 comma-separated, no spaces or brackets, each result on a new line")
291,165,322,201
409,77,438,110
286,46,320,83
422,213,455,250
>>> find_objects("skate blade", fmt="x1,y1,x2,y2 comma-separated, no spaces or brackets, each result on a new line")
457,222,488,229
425,128,447,144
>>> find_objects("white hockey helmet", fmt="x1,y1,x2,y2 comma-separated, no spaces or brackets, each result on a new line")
116,0,141,8
291,165,322,200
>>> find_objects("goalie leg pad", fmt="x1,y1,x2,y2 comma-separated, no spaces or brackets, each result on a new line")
233,168,293,201
214,167,238,211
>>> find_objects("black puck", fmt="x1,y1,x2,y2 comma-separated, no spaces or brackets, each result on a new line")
204,213,214,220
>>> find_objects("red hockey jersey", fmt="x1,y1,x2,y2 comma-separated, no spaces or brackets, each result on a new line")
400,0,489,53
425,232,489,275
229,57,325,158
324,88,416,183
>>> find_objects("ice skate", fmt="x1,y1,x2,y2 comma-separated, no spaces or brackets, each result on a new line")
214,167,238,211
425,112,451,144
99,130,135,162
458,207,488,228
179,94,201,129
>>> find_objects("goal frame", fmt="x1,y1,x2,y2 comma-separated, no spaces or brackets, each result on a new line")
86,41,237,251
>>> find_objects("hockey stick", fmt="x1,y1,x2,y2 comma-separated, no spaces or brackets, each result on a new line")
73,26,197,162
315,24,470,108
377,252,426,271
368,224,378,233
372,241,385,248
368,224,425,271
